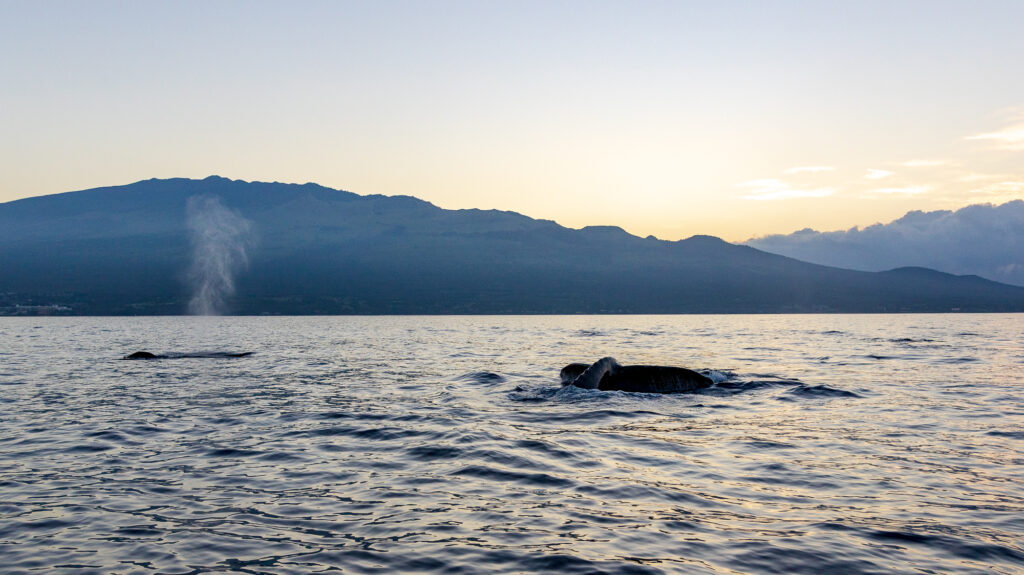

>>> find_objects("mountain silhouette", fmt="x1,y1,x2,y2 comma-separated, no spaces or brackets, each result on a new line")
2,176,1022,314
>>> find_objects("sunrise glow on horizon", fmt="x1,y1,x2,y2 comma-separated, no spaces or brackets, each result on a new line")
3,0,1023,242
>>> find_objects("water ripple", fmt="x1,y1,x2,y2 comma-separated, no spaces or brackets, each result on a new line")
1,314,1022,574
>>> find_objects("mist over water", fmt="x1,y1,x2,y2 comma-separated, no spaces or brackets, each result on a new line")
185,195,252,315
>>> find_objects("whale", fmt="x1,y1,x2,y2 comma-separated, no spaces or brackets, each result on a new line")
122,351,253,360
561,357,713,393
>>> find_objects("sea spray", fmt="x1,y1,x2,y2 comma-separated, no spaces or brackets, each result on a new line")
186,196,253,315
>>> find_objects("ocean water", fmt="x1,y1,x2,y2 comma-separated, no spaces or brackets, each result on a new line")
1,314,1022,574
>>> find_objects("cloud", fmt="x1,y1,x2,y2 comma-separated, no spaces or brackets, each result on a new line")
959,173,1004,183
869,185,930,195
864,169,893,180
970,180,1024,193
965,122,1024,151
746,188,835,200
737,179,835,200
900,159,946,167
738,178,787,189
784,166,835,174
967,180,1024,203
744,200,1024,286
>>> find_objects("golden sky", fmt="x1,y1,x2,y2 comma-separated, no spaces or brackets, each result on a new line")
2,1,1023,242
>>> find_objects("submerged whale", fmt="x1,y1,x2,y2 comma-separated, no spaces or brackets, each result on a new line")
122,351,253,360
561,357,713,393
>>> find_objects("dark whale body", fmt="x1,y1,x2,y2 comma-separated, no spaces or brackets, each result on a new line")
122,351,253,360
561,360,713,394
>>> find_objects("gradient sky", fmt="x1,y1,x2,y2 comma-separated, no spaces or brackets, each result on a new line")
3,0,1023,241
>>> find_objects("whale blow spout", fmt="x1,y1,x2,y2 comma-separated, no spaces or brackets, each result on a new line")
186,195,253,316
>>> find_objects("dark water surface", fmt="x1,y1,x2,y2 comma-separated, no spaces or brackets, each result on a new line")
1,315,1022,574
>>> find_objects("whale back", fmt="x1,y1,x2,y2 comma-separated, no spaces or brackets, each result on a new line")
560,362,714,393
122,351,254,360
601,365,713,394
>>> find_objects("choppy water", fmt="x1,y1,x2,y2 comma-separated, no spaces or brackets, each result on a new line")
1,314,1023,574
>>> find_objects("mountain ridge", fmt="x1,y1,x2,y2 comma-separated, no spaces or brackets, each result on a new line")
2,177,1023,315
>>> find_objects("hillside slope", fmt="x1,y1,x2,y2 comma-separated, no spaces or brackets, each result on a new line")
2,176,1022,314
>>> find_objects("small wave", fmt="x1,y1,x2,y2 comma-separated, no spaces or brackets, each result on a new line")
85,430,130,443
867,530,1024,563
124,424,167,436
784,384,860,399
746,440,796,449
9,518,74,533
257,451,305,462
574,329,604,337
509,384,680,403
406,445,464,461
285,425,429,441
456,371,506,384
576,483,705,505
113,525,162,537
166,351,253,359
560,409,661,421
507,406,661,423
508,384,562,402
206,448,261,458
344,426,420,440
447,351,491,358
987,430,1024,439
514,439,579,460
709,379,796,394
516,554,649,574
452,465,572,488
314,411,396,422
65,444,113,453
701,369,733,384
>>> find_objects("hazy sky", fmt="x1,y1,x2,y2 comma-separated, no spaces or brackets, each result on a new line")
3,0,1023,241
